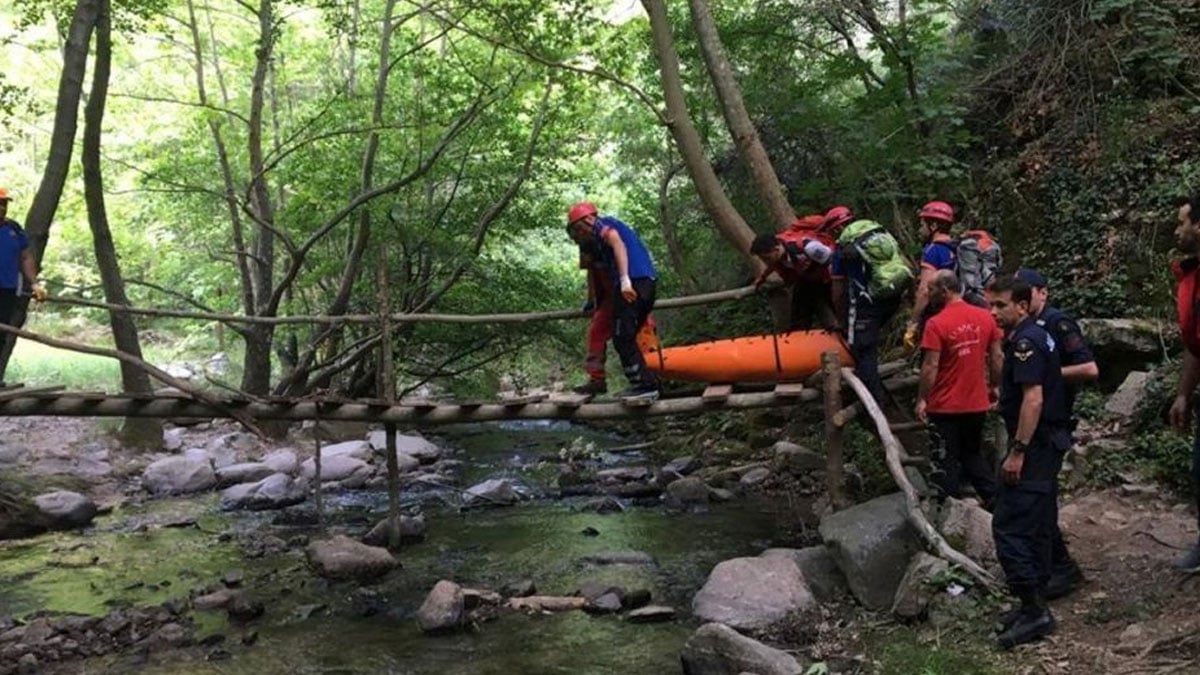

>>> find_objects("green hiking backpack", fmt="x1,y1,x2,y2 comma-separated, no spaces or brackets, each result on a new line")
836,219,913,301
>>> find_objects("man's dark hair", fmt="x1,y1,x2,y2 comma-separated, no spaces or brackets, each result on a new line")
750,233,780,255
931,269,962,295
1179,193,1200,225
988,275,1031,305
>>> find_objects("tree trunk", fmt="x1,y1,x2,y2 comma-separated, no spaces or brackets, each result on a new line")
640,0,760,267
0,0,99,381
81,0,161,447
687,0,794,230
240,0,278,395
657,163,698,294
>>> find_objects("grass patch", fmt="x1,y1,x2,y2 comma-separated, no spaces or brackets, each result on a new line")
874,632,1007,675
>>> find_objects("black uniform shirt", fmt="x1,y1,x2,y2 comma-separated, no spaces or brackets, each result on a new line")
1000,316,1071,436
1036,305,1096,414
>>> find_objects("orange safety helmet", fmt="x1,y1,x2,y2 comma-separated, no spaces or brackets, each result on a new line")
918,200,955,224
567,202,598,225
822,205,854,233
0,187,9,201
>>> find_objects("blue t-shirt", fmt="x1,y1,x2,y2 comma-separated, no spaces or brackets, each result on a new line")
590,215,656,281
0,220,29,290
921,236,956,271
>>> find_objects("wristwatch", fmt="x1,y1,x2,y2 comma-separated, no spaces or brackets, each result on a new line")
1009,439,1029,454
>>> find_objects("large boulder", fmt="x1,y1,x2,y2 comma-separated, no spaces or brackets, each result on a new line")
692,556,816,632
665,476,710,510
936,498,996,564
215,462,276,488
1105,371,1152,418
204,432,257,468
142,457,217,496
463,479,518,507
220,473,307,511
32,491,97,530
378,450,421,475
300,455,371,483
891,553,950,621
320,440,373,462
680,623,804,675
416,580,464,633
759,547,848,602
819,492,923,610
773,441,825,474
306,535,397,581
1077,319,1167,387
262,449,299,475
362,514,427,547
368,431,442,463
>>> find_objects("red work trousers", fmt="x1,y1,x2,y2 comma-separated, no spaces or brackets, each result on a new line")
585,302,657,382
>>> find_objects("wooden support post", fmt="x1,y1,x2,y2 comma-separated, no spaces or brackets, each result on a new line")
313,402,324,525
821,351,846,511
378,248,402,551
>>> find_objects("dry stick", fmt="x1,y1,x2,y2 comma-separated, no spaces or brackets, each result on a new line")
822,351,847,511
44,284,759,325
841,367,999,590
312,401,323,525
0,322,264,437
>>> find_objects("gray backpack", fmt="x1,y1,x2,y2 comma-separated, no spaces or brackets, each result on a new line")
956,230,1002,307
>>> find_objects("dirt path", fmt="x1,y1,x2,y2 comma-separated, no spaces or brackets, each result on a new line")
1011,488,1200,674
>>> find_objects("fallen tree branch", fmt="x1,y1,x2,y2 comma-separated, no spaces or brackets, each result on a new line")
0,323,264,437
44,284,761,325
841,367,998,590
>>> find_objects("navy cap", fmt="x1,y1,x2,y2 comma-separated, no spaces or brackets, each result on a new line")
1014,268,1047,288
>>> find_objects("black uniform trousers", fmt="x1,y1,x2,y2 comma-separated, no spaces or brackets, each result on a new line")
848,295,900,403
992,427,1071,593
612,277,659,388
928,412,998,508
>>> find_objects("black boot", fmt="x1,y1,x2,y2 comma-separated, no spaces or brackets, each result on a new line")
997,587,1056,650
1045,560,1085,599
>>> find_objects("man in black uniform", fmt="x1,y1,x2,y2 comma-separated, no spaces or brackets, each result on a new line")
1015,269,1099,600
989,276,1073,649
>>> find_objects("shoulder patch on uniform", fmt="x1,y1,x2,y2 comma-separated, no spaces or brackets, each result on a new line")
1014,337,1035,362
1057,319,1079,336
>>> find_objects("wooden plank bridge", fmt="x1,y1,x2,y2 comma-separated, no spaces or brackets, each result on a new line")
0,371,917,426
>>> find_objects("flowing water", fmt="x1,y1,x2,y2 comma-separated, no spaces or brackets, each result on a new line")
0,421,807,674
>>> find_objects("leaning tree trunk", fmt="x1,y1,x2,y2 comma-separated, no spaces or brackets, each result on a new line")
640,0,760,267
687,0,795,231
81,0,162,447
0,0,99,381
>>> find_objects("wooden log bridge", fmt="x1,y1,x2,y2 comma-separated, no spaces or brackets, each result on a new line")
0,373,916,425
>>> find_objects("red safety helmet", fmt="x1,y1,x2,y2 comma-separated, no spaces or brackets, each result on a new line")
822,205,854,233
567,202,598,225
918,200,955,224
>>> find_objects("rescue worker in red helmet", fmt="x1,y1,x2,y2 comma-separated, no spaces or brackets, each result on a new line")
566,202,661,401
904,200,959,350
749,213,838,331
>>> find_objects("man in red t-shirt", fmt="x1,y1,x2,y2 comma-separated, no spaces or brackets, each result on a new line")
1169,192,1200,572
916,269,1004,507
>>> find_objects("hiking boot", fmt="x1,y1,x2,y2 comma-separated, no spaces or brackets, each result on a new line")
996,607,1056,649
1045,561,1085,600
572,380,608,396
996,606,1022,632
1174,543,1200,573
619,385,660,402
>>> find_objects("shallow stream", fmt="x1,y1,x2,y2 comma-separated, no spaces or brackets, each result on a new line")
0,420,805,674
